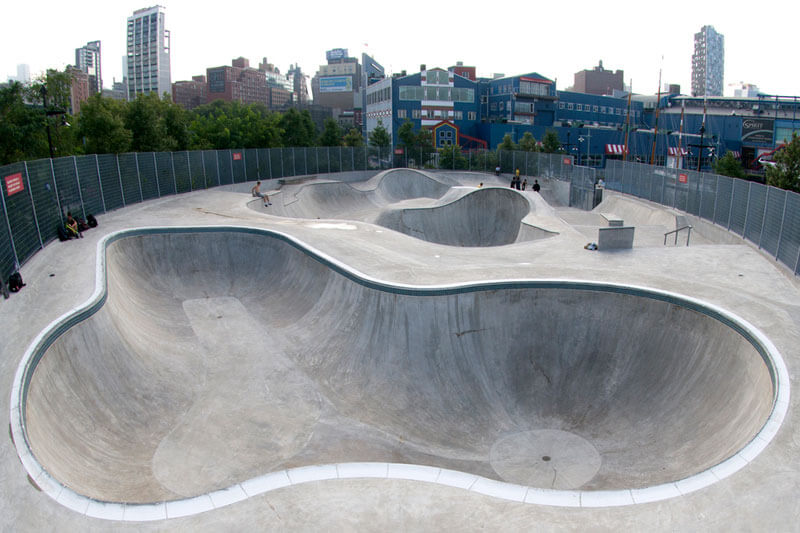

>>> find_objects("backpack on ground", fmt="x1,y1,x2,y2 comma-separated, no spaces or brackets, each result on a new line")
8,272,25,292
87,214,98,228
57,224,71,241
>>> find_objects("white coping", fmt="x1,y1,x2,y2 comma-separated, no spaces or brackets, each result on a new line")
7,225,792,521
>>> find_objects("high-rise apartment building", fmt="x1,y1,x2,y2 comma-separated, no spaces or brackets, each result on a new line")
691,25,724,97
16,64,30,84
126,6,171,99
75,41,102,94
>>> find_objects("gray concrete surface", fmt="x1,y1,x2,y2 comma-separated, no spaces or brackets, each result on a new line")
1,169,799,531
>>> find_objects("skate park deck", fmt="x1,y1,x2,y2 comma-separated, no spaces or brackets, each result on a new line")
1,169,798,531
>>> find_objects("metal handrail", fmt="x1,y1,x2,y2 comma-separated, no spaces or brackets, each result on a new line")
664,225,693,246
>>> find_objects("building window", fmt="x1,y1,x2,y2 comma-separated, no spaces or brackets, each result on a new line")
576,104,582,111
468,111,476,120
600,106,606,113
397,109,407,119
454,110,463,120
412,109,421,119
567,103,574,110
593,105,598,112
559,102,565,109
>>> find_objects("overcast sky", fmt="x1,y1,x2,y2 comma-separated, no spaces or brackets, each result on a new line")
2,0,797,97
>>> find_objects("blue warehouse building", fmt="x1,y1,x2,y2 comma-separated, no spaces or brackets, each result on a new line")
366,65,800,172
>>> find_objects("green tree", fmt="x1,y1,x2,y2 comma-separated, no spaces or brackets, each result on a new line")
125,93,167,152
397,119,416,148
415,128,435,166
713,150,746,179
279,108,317,147
369,120,391,147
438,145,467,169
28,70,78,158
0,82,48,164
188,100,282,150
497,133,517,151
319,118,343,147
766,132,800,193
518,131,540,152
76,94,132,154
542,129,562,153
344,128,365,147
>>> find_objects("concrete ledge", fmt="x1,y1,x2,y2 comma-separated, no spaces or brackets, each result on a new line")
598,226,635,250
601,213,625,227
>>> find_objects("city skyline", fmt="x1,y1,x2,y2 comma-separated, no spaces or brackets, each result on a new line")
2,0,797,97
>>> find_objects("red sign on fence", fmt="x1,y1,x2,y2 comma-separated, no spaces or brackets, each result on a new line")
4,172,24,196
678,173,688,184
563,157,572,165
232,152,242,161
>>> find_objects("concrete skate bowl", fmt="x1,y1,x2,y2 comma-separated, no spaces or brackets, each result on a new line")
14,228,786,515
272,169,551,246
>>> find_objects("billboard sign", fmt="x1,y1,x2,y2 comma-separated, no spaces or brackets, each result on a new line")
4,172,24,196
742,118,774,145
320,76,353,93
326,48,348,62
232,152,242,161
679,173,688,184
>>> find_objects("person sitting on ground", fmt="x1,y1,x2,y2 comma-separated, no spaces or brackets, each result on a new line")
532,179,541,192
251,181,271,206
66,212,83,239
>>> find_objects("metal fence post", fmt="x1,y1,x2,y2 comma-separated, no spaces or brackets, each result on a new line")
742,181,752,238
169,152,176,194
775,189,788,260
758,186,769,249
0,186,19,267
215,151,221,187
72,156,87,219
49,159,63,217
254,149,259,180
23,161,43,249
229,150,234,183
116,154,126,207
351,148,355,171
94,154,107,213
280,149,285,177
200,151,208,189
152,152,161,197
243,150,248,181
187,152,193,192
266,149,272,180
712,174,718,225
727,177,734,230
134,154,143,201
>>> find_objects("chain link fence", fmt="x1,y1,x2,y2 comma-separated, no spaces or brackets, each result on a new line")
4,146,797,281
602,160,800,275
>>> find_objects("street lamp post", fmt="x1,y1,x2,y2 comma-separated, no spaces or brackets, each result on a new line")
40,85,69,159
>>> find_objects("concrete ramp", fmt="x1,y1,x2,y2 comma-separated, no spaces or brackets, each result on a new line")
259,170,557,247
375,187,533,246
24,230,776,505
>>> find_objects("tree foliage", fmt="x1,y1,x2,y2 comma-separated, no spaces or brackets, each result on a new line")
518,132,540,152
713,150,746,179
76,93,132,154
542,130,562,153
188,100,282,149
344,128,365,147
0,82,48,164
397,119,416,148
438,145,467,169
497,133,517,151
766,132,800,193
279,108,316,147
369,120,391,147
319,118,343,147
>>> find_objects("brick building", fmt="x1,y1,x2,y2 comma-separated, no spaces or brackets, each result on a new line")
172,75,207,110
206,57,268,106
